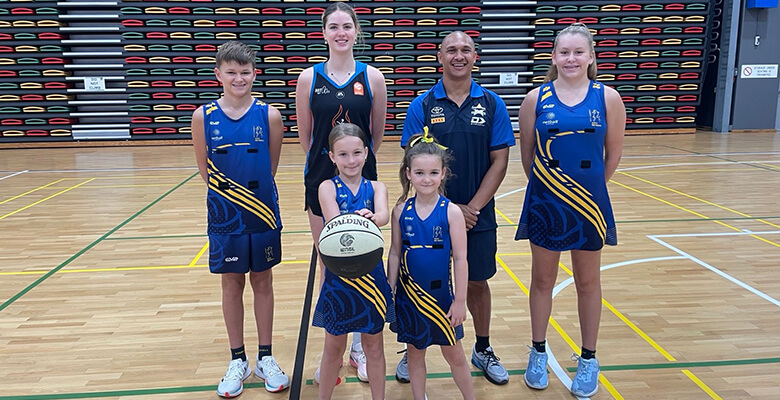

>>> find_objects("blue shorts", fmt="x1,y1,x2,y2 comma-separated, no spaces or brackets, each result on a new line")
208,229,282,273
467,229,497,281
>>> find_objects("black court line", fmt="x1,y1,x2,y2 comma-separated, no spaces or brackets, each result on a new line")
288,245,318,400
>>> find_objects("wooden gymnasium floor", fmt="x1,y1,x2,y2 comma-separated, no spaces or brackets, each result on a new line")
1,131,779,400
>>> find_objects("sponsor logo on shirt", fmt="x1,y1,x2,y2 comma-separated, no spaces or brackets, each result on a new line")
314,86,330,95
430,106,446,124
336,91,345,100
353,82,364,96
209,120,220,125
542,103,555,110
225,256,239,262
542,111,558,126
470,102,486,126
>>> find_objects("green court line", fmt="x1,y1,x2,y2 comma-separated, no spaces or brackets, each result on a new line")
0,173,198,313
2,357,777,400
100,215,780,242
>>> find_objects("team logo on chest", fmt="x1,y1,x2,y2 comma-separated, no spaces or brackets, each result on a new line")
253,125,264,142
589,109,602,128
353,82,364,96
470,103,486,126
336,91,345,100
430,106,445,124
433,225,444,243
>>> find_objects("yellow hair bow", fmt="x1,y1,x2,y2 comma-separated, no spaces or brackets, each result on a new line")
409,126,447,150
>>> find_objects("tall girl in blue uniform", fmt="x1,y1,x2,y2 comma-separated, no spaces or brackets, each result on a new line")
295,2,387,380
516,23,625,397
312,123,393,400
387,131,476,400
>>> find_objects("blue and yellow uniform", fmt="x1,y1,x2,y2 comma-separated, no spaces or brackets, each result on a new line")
391,195,464,349
312,176,394,335
204,99,283,273
304,61,377,217
515,81,617,251
401,79,515,281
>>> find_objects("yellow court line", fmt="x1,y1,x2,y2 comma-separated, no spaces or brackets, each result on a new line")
0,178,95,221
190,243,209,266
611,180,780,249
496,256,625,399
0,178,65,205
681,370,723,400
617,171,780,230
0,260,310,276
602,299,676,361
626,168,767,174
61,175,194,181
49,183,204,189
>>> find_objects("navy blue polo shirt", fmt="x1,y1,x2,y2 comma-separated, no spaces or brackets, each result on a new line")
401,79,515,232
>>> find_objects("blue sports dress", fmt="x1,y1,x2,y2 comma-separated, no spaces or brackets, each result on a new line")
516,81,617,251
312,176,395,335
391,195,464,349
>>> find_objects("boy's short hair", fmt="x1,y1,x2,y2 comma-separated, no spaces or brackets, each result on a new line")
216,41,256,69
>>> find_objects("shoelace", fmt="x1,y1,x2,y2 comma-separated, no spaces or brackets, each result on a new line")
527,346,546,373
353,349,367,364
482,349,502,368
261,356,283,377
225,359,246,380
571,355,595,383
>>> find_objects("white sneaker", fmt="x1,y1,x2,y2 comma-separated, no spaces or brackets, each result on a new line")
314,365,343,386
217,358,250,398
349,343,369,382
254,355,290,393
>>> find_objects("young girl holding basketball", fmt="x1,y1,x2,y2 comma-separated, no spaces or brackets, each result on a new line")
312,123,393,400
387,130,476,400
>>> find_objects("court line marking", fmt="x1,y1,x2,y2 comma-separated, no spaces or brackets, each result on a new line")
0,178,95,221
0,260,311,276
619,159,780,171
0,178,65,205
648,233,780,308
0,170,27,181
0,173,198,313
617,171,780,231
2,356,778,400
496,255,623,399
610,180,780,250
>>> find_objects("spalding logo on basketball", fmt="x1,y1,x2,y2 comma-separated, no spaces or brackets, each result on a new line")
318,213,384,279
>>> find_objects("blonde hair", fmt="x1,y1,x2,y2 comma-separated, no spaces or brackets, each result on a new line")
544,23,598,83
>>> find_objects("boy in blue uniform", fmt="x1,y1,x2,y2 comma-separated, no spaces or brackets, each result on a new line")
191,41,290,397
399,31,516,385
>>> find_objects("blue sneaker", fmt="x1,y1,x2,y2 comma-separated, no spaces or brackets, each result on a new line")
524,346,548,389
570,355,600,397
471,346,509,385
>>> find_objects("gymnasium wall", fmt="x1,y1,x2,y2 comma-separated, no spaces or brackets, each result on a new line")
0,0,713,143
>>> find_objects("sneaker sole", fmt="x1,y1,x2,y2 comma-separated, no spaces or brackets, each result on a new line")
523,373,548,390
254,368,290,393
571,387,598,397
395,373,410,383
471,356,509,385
349,357,369,382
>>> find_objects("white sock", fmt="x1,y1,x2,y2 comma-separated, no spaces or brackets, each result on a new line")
351,332,362,351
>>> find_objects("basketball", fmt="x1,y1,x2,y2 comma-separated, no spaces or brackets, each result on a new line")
318,213,384,279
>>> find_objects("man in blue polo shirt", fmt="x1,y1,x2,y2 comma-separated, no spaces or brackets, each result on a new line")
397,30,515,385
